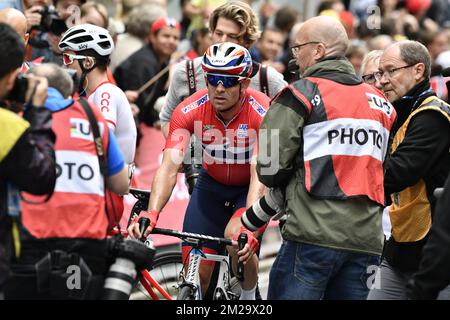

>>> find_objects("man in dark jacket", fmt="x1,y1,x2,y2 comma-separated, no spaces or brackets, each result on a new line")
367,40,450,299
406,174,450,299
0,22,56,298
114,17,180,127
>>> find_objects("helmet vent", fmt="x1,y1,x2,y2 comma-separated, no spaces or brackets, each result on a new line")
70,35,94,44
213,45,218,55
225,47,235,57
99,34,108,39
61,29,85,42
98,41,111,49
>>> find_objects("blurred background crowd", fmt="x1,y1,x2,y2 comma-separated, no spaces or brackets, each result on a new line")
1,0,450,107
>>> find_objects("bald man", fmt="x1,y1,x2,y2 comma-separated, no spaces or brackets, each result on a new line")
0,8,29,45
252,16,397,299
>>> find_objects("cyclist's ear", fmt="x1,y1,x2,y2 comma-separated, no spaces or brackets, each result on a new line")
240,78,250,92
83,57,95,69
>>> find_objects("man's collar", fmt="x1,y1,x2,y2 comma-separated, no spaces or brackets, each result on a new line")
302,57,361,85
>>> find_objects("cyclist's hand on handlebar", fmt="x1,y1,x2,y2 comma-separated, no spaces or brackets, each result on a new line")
127,210,159,239
232,227,259,264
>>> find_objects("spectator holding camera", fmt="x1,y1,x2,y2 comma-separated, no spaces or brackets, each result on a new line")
25,0,86,64
0,22,56,299
4,63,129,300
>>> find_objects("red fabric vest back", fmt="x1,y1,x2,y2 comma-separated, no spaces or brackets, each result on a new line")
21,100,110,239
290,77,397,205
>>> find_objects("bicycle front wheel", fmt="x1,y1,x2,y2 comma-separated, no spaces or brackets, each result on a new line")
132,251,183,300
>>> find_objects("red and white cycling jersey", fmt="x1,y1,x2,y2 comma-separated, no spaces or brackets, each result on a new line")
89,81,137,163
166,88,270,186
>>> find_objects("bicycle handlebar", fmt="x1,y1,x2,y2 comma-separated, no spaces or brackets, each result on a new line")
139,217,150,240
128,188,151,227
151,227,233,246
434,188,443,199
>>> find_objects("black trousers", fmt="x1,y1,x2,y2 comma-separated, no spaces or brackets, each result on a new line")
5,238,108,300
0,216,13,295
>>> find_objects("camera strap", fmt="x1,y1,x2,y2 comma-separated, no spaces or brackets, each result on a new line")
78,98,108,176
259,64,269,97
186,59,196,96
78,98,119,230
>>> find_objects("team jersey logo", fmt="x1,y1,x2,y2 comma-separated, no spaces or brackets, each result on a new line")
182,94,208,114
366,93,393,117
70,118,104,141
237,124,248,138
248,97,266,117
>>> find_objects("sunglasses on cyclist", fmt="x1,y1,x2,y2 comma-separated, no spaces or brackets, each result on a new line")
62,53,88,66
206,74,241,88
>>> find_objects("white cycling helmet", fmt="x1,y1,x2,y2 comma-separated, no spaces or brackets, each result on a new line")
59,24,114,57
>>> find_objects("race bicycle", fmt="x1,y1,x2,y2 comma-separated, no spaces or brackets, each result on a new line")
126,188,247,300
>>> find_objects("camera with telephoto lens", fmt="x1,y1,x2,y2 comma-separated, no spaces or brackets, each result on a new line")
103,231,155,300
36,5,68,36
7,73,29,104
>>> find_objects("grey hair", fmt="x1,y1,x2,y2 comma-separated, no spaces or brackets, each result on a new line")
126,4,167,40
28,63,74,98
361,50,383,75
398,40,431,79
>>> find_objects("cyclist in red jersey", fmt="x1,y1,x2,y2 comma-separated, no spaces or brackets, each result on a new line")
128,42,270,300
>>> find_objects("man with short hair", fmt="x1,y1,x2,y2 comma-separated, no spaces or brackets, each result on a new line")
5,63,129,300
254,16,397,300
0,22,56,299
368,40,450,300
59,24,137,165
59,23,137,230
251,27,285,74
128,43,270,300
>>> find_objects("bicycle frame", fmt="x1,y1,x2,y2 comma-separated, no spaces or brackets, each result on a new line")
140,268,173,300
183,248,236,300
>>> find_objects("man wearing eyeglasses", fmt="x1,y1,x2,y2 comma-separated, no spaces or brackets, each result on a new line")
367,40,450,300
256,16,397,300
128,43,270,300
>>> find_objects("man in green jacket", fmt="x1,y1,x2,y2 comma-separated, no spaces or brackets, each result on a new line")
255,16,397,300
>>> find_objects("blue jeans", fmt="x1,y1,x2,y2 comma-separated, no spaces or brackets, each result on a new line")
267,241,381,300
